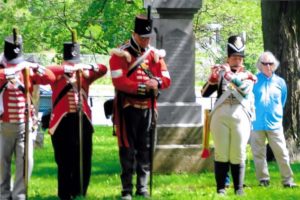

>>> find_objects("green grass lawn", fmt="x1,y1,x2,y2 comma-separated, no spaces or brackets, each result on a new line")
29,126,300,200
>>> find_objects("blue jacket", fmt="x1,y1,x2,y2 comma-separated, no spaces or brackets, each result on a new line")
252,72,287,131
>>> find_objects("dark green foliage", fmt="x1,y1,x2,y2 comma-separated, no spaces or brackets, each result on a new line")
195,0,263,73
0,0,143,57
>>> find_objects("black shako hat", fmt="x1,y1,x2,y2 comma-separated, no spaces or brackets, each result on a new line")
4,28,24,64
134,16,153,37
134,6,153,37
227,35,245,57
63,30,80,63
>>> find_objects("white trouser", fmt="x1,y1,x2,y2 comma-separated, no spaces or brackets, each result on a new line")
0,123,34,200
210,103,251,164
250,129,294,184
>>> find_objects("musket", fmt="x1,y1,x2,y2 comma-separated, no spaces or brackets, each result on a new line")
23,66,31,199
15,25,30,199
72,29,84,196
76,69,84,196
149,90,156,196
148,5,156,192
201,109,211,158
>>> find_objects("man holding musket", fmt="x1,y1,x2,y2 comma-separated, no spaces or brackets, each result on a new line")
0,30,55,200
201,35,256,195
109,9,171,200
47,34,107,200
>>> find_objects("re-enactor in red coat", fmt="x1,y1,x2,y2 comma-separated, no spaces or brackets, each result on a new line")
109,14,171,200
47,40,107,200
0,32,55,200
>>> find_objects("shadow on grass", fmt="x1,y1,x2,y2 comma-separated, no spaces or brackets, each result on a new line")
92,135,121,175
92,159,120,175
30,195,119,200
32,165,57,176
96,196,119,200
30,195,57,200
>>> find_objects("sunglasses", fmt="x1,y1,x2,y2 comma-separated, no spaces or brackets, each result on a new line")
261,62,274,66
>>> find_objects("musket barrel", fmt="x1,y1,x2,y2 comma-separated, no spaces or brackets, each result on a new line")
76,70,84,196
23,66,31,199
149,90,156,196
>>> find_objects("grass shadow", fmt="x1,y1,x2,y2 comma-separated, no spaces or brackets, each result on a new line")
30,195,58,200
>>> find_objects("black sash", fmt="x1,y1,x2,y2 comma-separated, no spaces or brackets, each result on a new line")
52,83,72,109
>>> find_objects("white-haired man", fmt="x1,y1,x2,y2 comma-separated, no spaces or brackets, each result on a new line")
250,51,297,188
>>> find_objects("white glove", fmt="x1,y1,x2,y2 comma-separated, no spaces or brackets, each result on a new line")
90,63,99,72
16,61,38,71
36,65,46,75
64,65,78,73
75,64,93,78
18,61,46,75
75,63,92,70
4,68,16,80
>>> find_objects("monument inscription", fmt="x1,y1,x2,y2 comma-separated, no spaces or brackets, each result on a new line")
164,29,195,102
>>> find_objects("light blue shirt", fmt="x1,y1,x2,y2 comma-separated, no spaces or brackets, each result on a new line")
252,72,287,131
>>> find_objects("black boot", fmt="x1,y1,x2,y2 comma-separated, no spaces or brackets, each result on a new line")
119,148,135,197
230,163,245,195
214,161,229,194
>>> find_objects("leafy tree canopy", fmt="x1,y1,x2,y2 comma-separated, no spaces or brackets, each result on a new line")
194,0,263,73
0,0,143,57
0,0,263,73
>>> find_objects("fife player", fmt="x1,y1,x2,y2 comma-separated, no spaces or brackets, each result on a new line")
202,35,256,195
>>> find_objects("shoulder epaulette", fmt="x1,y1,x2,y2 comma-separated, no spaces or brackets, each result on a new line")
110,48,132,63
151,47,166,63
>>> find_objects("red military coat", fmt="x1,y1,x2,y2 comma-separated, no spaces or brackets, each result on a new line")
47,62,107,135
110,47,171,108
109,43,171,147
0,63,55,123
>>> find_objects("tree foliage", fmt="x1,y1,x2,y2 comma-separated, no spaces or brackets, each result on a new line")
0,0,143,57
194,0,263,73
0,0,263,69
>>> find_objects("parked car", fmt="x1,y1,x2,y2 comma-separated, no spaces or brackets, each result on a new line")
39,85,52,130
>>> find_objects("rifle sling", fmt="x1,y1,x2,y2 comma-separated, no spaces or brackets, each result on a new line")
127,63,140,77
0,82,30,102
127,61,155,78
141,67,154,79
18,85,25,94
53,83,72,109
127,48,152,77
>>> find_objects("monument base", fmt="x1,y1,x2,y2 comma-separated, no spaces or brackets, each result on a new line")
153,103,214,173
153,145,214,173
156,126,202,145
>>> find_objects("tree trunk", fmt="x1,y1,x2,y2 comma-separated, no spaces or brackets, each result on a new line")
261,1,300,161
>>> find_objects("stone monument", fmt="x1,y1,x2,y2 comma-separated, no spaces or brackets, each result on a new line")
150,0,214,172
